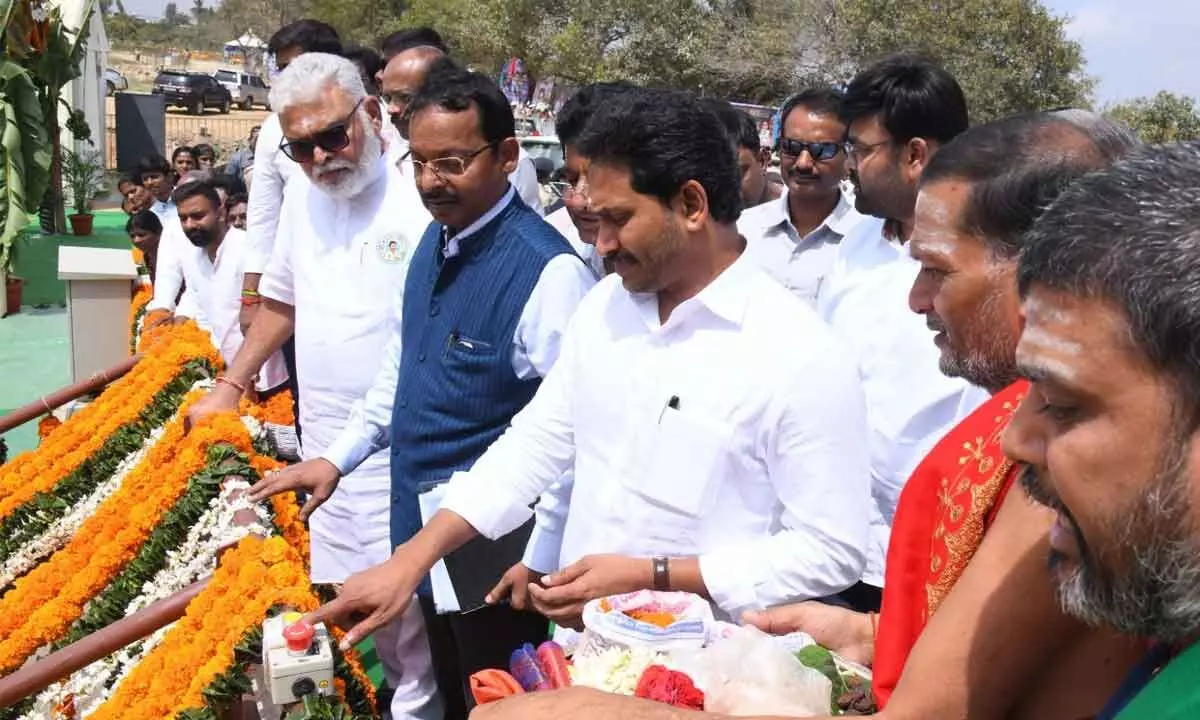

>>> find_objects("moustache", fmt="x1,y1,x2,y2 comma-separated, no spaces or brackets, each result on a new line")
313,159,355,180
787,169,819,181
926,315,946,334
420,191,458,205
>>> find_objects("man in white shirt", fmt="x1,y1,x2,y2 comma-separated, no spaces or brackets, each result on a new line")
138,154,177,225
378,42,545,215
541,82,636,280
299,87,871,671
186,53,441,720
814,56,987,608
250,58,594,718
146,171,239,319
737,88,867,308
170,179,287,392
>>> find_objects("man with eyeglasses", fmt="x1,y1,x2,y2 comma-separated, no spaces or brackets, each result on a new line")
247,58,594,718
542,81,637,280
377,37,546,215
737,88,866,308
188,53,443,720
809,54,985,612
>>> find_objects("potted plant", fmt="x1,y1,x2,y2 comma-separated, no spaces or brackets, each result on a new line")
63,147,102,236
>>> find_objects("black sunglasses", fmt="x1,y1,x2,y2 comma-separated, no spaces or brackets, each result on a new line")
279,98,365,163
779,138,842,161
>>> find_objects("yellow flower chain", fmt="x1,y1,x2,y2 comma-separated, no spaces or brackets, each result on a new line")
0,406,249,674
0,322,220,519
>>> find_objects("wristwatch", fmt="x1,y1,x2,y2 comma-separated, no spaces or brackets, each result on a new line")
652,556,671,591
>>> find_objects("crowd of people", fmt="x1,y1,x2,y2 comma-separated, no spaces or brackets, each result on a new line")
118,15,1200,720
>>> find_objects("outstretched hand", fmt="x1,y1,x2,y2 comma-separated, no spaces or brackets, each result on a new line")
248,458,340,521
742,601,875,666
303,553,422,650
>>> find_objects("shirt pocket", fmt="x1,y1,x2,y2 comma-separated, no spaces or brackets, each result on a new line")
622,407,734,520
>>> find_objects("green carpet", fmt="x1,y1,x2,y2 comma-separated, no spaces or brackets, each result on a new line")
12,210,135,307
0,307,70,456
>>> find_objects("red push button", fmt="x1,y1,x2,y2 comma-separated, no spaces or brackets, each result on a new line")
283,620,314,653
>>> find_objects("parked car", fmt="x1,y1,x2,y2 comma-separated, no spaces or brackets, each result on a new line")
519,136,563,173
213,69,270,110
151,70,232,115
104,67,128,96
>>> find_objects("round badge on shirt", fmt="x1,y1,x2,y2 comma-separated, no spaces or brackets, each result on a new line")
377,232,409,265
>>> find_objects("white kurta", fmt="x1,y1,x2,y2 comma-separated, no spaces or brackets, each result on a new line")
175,228,287,391
259,155,430,582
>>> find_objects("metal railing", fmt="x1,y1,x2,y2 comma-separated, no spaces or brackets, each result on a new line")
103,113,260,169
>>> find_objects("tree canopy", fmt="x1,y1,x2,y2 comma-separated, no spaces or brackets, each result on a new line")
104,0,1098,118
1104,91,1200,144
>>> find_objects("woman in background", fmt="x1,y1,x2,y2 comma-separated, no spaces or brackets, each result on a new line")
126,210,163,285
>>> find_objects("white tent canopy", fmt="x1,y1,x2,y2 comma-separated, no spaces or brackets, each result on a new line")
225,33,265,50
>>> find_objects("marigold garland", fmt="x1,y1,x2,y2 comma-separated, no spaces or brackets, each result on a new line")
0,322,220,522
130,284,154,353
0,407,248,675
240,389,296,426
137,310,179,352
88,535,320,719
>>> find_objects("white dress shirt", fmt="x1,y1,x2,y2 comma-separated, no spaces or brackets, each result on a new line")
147,216,189,313
149,198,175,225
320,186,596,475
175,228,287,391
243,113,301,276
440,255,872,619
545,206,605,279
737,190,866,308
818,218,990,586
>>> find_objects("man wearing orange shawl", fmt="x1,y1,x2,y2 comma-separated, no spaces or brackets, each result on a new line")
470,112,1145,720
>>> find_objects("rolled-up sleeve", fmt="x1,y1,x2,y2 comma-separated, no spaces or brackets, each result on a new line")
699,344,871,615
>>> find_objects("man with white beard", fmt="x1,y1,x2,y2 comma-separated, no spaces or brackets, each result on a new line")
187,53,442,720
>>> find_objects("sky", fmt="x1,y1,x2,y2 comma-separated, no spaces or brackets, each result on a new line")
118,0,1199,105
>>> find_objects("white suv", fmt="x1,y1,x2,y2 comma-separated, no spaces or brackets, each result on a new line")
213,69,270,110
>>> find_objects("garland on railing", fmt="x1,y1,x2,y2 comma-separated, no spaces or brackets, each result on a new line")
0,402,243,675
0,320,219,519
0,367,210,570
36,414,61,440
88,535,379,719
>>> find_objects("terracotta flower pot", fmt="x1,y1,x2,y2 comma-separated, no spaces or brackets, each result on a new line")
69,213,94,236
4,276,24,317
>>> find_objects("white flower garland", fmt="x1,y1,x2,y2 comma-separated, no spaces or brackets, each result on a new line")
0,426,165,592
23,448,274,719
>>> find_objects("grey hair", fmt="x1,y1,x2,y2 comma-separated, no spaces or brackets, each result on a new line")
268,52,366,113
1048,108,1142,164
179,169,213,184
1020,141,1200,422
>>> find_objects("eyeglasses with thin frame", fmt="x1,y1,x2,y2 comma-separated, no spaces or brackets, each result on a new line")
278,98,365,163
842,138,891,161
779,138,843,161
410,142,498,180
380,90,415,108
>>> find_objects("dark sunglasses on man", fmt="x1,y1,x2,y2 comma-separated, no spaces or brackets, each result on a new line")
279,98,366,163
778,137,842,162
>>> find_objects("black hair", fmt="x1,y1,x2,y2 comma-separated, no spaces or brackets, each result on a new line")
778,88,844,133
228,192,249,207
268,19,341,57
922,112,1140,258
700,98,761,153
379,27,448,60
575,88,742,224
191,142,215,160
136,154,171,180
125,209,162,235
555,81,638,148
171,146,194,163
407,57,515,144
342,43,384,95
841,53,968,145
118,172,141,188
170,179,222,210
1018,142,1200,424
208,173,243,198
